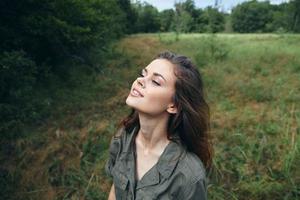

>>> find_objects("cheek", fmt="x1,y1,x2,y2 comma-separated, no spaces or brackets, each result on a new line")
146,89,174,106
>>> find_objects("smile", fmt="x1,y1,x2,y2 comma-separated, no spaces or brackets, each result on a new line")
131,88,144,97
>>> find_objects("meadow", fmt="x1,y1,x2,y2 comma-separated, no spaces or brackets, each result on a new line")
2,33,299,200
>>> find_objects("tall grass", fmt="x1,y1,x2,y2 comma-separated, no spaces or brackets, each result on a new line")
163,33,300,199
1,33,299,199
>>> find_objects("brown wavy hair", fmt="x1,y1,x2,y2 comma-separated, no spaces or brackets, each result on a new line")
116,51,213,169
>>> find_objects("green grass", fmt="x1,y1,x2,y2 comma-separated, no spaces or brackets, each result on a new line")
1,33,299,199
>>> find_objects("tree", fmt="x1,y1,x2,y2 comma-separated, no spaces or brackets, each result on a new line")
159,9,175,32
117,0,138,34
0,0,128,136
290,0,300,32
231,0,273,33
265,3,290,32
133,2,160,33
172,0,225,33
201,7,225,33
0,0,126,68
174,1,194,33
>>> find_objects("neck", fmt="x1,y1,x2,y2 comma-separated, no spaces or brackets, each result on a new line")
136,112,170,151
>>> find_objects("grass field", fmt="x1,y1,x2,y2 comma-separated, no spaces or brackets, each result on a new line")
2,33,299,200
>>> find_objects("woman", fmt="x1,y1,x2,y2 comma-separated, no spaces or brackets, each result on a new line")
105,51,212,200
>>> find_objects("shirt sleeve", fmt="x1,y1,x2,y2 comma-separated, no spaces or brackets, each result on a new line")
105,135,122,177
179,178,207,200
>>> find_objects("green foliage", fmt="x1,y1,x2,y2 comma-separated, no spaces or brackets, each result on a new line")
174,10,194,33
0,0,125,66
194,34,230,66
199,7,225,33
173,0,225,33
290,0,300,32
117,0,138,34
80,126,109,170
231,0,273,33
266,3,291,32
238,79,275,102
2,33,300,200
173,1,195,33
128,0,226,34
133,2,160,33
44,124,112,199
0,0,127,138
129,0,300,34
231,0,300,33
0,51,36,102
0,51,41,138
0,168,19,200
159,9,175,32
155,33,299,198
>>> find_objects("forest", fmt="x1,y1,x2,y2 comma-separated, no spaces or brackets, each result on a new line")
0,0,299,199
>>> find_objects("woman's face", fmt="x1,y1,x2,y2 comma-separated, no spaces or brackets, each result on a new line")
126,59,177,116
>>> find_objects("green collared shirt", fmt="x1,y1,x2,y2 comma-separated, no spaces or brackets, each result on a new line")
105,127,207,200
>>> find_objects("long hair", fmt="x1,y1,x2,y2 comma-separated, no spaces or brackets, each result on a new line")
116,51,213,169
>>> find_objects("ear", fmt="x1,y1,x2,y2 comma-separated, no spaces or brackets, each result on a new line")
167,103,177,114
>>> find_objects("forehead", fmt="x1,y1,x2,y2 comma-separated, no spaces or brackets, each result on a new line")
145,59,177,83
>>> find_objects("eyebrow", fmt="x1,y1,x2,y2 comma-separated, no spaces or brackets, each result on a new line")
143,68,167,82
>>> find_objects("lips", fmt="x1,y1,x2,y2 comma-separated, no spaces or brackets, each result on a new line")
131,87,144,97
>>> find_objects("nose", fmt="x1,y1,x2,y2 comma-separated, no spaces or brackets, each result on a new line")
137,77,145,88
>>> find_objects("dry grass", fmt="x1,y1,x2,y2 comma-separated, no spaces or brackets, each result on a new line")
2,33,299,200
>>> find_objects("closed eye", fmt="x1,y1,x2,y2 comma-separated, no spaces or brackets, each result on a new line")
152,80,160,86
139,71,160,86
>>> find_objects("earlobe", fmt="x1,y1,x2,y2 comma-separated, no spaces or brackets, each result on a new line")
167,104,177,114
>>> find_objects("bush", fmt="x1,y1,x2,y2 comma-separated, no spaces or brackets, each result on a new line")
194,35,230,66
0,0,127,138
0,51,39,138
0,0,125,67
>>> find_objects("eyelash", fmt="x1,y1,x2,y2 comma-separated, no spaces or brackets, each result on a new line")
138,72,160,86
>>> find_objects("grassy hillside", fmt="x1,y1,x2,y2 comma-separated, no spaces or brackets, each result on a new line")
1,33,299,200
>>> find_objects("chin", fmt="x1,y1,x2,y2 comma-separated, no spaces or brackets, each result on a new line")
125,97,142,112
125,95,136,108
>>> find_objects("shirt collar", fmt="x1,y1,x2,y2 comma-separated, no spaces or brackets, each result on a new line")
156,138,185,179
127,127,185,180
